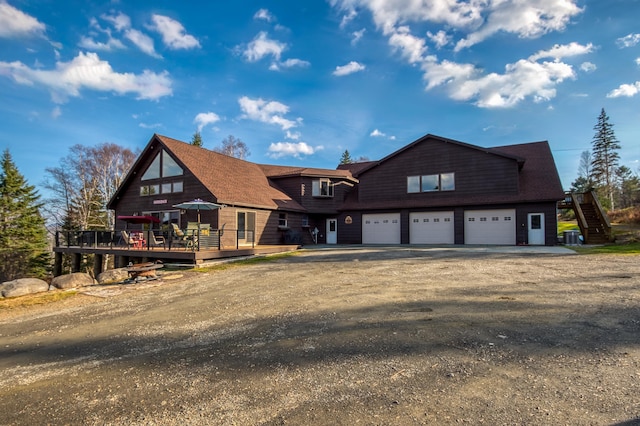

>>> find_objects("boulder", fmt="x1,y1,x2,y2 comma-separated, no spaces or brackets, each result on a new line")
51,272,94,290
0,278,50,298
97,268,129,284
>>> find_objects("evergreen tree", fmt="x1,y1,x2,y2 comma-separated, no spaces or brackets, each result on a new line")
590,108,621,210
191,131,203,147
0,150,49,281
340,150,353,164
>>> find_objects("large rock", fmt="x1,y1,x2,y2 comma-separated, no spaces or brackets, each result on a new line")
0,278,50,298
97,268,129,284
51,272,94,290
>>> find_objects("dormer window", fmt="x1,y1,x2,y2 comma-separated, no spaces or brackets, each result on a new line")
312,178,334,197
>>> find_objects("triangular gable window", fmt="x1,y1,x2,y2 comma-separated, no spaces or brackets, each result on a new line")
162,150,183,177
141,150,183,180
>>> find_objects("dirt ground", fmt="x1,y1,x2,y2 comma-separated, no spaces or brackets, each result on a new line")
0,246,639,425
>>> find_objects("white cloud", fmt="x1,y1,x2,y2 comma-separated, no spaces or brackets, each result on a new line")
528,42,594,61
243,31,286,62
333,61,365,76
101,12,131,32
51,106,61,119
149,14,200,50
99,12,160,58
616,33,640,48
339,8,358,29
607,82,640,98
78,34,125,51
194,112,220,131
285,130,301,140
351,28,366,45
454,0,584,51
0,2,45,38
268,142,319,158
389,26,427,64
580,61,596,72
269,58,310,71
238,96,301,130
636,58,640,67
426,30,450,49
370,129,386,137
139,122,162,129
422,56,575,108
330,0,583,50
125,28,161,58
254,9,274,22
0,51,172,103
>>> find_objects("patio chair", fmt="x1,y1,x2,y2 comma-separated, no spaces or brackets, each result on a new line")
148,231,165,248
171,223,188,248
121,230,135,246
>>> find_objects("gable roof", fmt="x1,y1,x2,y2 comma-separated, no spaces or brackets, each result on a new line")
352,134,526,178
339,137,564,210
110,134,305,212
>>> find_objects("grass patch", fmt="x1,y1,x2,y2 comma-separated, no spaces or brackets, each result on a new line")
557,221,580,234
192,251,300,273
0,290,78,310
571,242,640,255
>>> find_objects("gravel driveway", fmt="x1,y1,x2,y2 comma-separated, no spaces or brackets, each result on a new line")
0,246,638,425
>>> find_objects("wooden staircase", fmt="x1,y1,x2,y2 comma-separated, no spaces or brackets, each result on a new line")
559,191,612,244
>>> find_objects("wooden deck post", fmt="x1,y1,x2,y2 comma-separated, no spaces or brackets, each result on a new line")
93,254,104,278
54,252,63,277
72,253,82,272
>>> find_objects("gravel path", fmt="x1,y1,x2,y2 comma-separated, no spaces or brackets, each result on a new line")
0,247,639,425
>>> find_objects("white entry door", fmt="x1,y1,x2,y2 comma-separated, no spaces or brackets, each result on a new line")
326,218,337,244
528,213,545,245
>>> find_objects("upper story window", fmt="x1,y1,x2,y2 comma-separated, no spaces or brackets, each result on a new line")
407,172,455,193
312,178,334,197
278,212,288,228
142,150,183,181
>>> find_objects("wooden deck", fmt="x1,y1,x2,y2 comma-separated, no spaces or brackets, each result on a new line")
54,244,301,265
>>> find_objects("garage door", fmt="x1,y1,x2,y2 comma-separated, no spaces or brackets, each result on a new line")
409,211,454,244
362,213,401,244
464,209,516,245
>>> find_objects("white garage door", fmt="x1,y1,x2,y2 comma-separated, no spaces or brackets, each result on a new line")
362,213,401,244
410,211,454,244
464,209,516,245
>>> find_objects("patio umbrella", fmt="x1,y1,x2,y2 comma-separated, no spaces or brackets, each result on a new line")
172,199,222,223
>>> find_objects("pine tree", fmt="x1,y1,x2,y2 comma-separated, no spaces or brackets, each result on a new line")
590,108,621,210
0,150,49,281
340,150,353,164
191,131,203,147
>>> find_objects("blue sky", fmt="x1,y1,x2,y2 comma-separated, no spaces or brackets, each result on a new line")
1,0,639,193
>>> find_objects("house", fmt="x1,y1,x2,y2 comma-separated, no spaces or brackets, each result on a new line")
108,133,564,247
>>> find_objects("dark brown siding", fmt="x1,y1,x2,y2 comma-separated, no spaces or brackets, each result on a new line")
357,138,520,205
271,176,355,214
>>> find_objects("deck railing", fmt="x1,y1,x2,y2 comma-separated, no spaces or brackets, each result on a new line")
54,228,255,251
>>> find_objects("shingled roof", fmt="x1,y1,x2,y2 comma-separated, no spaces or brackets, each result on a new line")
156,135,305,211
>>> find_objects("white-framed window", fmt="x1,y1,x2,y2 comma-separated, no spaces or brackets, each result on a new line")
140,184,160,196
278,212,288,228
302,215,309,227
312,179,334,197
161,181,183,194
407,173,455,193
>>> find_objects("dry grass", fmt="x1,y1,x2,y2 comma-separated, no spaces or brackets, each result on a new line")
0,290,77,310
608,206,640,224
